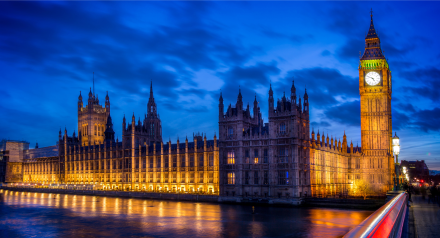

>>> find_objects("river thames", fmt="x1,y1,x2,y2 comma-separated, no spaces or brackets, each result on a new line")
0,189,372,237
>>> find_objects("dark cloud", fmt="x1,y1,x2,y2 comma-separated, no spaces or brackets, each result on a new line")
219,61,280,103
311,121,331,128
0,1,256,98
324,100,360,127
401,67,440,102
413,108,440,132
275,67,358,109
260,27,313,44
335,38,364,63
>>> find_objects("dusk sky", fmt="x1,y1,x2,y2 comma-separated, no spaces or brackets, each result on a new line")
1,1,440,170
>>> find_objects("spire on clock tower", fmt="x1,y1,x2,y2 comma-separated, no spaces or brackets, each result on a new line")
361,9,385,60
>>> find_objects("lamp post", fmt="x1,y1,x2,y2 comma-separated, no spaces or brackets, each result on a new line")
392,132,401,191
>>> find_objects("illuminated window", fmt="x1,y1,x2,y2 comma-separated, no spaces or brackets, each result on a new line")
209,154,214,166
227,151,235,164
181,157,185,167
199,155,204,167
173,157,177,168
254,149,259,164
227,172,235,185
199,172,204,183
190,156,194,167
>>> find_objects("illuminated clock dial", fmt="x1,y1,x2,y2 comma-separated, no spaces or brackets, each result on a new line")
365,71,381,86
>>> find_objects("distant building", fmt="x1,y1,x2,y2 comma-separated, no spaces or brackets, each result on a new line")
0,140,29,183
400,160,429,182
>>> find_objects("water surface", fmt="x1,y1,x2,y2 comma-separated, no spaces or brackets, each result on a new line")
0,189,372,237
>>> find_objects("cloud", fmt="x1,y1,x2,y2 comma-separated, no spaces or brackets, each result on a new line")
321,50,331,57
275,67,358,109
401,67,440,102
219,61,280,103
260,27,313,44
311,121,331,128
412,107,440,132
324,100,360,127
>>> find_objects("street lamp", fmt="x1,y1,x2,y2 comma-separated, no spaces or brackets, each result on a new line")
392,132,400,162
392,132,401,191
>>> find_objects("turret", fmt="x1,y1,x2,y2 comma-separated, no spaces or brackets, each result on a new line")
269,83,274,113
342,131,348,153
123,114,126,131
253,94,258,119
105,91,110,113
78,91,83,110
219,91,224,120
316,130,321,147
88,87,93,107
350,140,354,154
236,87,243,111
303,88,309,114
104,114,115,144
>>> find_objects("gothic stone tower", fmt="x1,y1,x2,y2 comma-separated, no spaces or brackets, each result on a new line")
78,89,110,146
359,11,393,193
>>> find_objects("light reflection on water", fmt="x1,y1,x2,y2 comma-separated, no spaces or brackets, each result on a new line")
0,189,372,238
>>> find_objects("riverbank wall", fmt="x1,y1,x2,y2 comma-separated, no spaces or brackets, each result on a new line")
1,187,385,209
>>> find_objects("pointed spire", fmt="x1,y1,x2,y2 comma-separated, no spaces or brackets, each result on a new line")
105,91,109,100
78,91,82,100
88,87,93,98
269,81,273,96
93,72,95,97
219,90,223,102
238,86,242,100
149,80,154,99
366,8,378,39
254,93,257,103
304,88,308,99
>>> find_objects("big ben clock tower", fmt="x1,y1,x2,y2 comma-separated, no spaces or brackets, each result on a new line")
359,11,394,193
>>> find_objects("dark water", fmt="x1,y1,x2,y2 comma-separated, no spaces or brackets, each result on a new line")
0,189,372,238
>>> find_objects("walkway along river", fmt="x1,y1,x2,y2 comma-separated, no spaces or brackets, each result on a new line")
0,189,372,237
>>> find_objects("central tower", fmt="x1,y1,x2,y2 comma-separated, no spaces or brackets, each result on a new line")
359,11,393,192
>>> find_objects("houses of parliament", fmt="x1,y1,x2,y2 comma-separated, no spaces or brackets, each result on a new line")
1,13,395,198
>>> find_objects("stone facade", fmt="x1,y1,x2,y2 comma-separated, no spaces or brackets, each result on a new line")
218,84,311,198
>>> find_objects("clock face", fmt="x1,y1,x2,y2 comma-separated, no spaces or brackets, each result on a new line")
365,71,381,86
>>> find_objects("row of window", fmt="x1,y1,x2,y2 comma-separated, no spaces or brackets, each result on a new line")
66,172,215,184
226,148,289,164
227,171,289,185
66,155,215,171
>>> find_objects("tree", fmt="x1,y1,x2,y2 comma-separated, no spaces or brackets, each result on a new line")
350,179,372,200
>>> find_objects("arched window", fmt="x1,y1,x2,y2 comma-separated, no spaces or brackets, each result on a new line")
228,127,233,138
280,123,286,134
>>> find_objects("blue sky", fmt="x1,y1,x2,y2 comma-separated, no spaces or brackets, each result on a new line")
1,1,440,170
